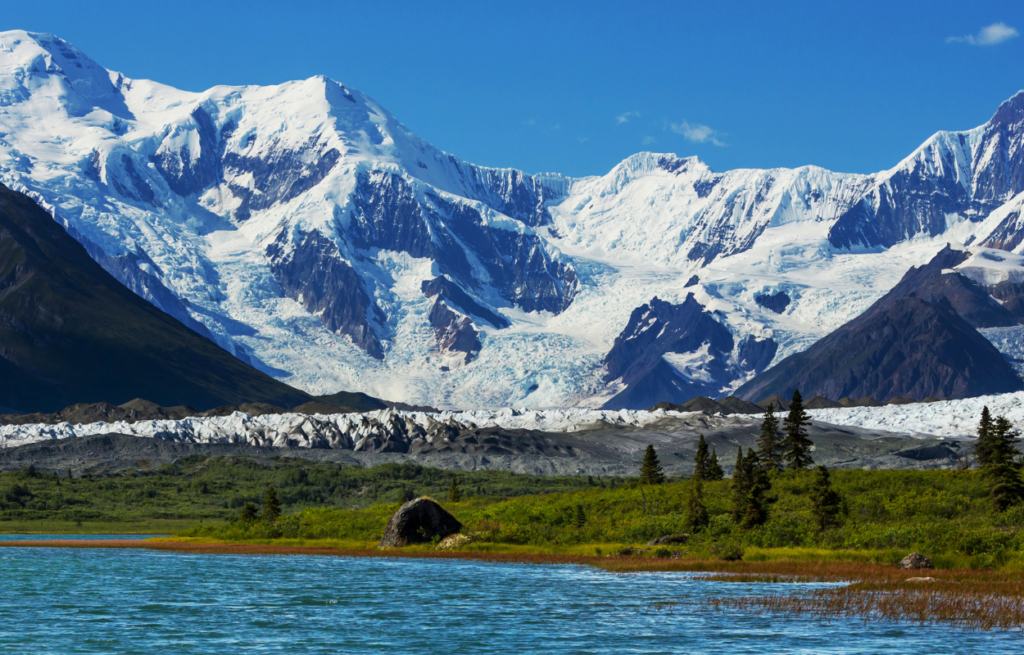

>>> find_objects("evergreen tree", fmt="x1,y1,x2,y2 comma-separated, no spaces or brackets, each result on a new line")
707,448,724,481
573,503,587,528
263,486,281,522
756,403,784,471
238,502,259,522
730,447,748,524
810,466,843,531
782,390,814,470
740,449,772,528
448,476,462,503
975,406,995,466
686,477,710,532
693,434,710,480
984,415,1024,510
991,416,1020,467
639,444,666,484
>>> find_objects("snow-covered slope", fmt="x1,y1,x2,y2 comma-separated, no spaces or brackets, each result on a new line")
808,392,1024,439
0,407,682,451
2,30,1024,409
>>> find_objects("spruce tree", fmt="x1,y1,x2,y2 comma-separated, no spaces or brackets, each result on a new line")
756,403,784,471
448,476,462,503
741,449,772,528
573,503,587,528
810,466,843,531
991,416,1020,467
985,415,1024,510
730,447,748,524
263,486,281,522
976,406,994,466
640,444,666,484
782,390,814,470
693,434,710,480
707,448,724,481
238,502,259,522
686,477,710,532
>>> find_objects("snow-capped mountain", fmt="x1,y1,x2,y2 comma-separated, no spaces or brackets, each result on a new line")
2,30,1024,409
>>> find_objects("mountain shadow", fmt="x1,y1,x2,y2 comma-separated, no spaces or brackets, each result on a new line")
0,185,312,413
735,246,1023,403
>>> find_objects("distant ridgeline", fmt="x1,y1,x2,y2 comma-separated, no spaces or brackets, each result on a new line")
3,31,1024,410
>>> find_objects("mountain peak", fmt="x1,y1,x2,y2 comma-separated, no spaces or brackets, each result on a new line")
0,30,130,118
991,90,1024,127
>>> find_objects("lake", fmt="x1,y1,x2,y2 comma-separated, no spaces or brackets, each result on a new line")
0,537,1019,653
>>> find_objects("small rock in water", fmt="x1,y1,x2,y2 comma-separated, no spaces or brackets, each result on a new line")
900,552,934,569
647,534,689,546
379,497,462,548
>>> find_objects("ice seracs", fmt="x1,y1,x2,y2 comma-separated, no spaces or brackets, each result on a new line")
2,29,1024,409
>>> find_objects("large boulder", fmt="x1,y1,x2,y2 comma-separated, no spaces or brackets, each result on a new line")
900,552,934,570
379,497,462,548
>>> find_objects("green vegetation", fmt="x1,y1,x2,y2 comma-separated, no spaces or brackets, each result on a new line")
184,467,1024,568
0,457,596,532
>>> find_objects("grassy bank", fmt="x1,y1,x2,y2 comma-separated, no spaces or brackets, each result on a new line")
185,468,1023,569
0,456,597,531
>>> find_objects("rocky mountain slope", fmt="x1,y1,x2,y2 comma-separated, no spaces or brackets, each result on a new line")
0,407,973,476
735,246,1024,402
0,184,310,412
3,30,1024,408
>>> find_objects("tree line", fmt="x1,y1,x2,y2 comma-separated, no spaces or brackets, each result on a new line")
639,389,842,534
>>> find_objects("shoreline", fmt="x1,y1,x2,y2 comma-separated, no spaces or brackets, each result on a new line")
0,537,980,579
8,538,1024,631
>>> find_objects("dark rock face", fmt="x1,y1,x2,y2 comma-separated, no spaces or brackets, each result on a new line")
441,155,568,227
735,248,1024,403
603,296,780,410
223,136,341,221
428,300,481,364
602,294,736,409
348,170,578,318
872,246,1017,328
990,280,1024,323
379,497,462,548
829,93,1024,250
0,184,310,413
429,192,578,314
737,336,778,372
266,229,385,359
981,209,1024,251
422,276,510,328
151,106,221,197
683,275,700,288
755,291,790,314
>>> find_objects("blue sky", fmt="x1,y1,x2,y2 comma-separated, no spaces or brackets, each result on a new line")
5,0,1023,177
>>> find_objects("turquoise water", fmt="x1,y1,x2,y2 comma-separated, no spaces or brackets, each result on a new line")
1,541,1020,654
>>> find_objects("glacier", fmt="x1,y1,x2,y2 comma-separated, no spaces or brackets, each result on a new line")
2,30,1024,409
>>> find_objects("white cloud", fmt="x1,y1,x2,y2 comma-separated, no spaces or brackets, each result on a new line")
947,22,1019,46
578,137,589,143
670,120,726,146
524,118,536,126
641,135,656,145
616,111,640,124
